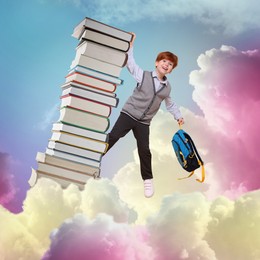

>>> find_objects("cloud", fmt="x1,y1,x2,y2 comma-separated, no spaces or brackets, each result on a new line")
0,177,137,259
0,152,17,206
206,190,260,260
42,213,154,260
35,103,59,131
189,45,260,196
147,192,217,260
1,178,259,260
62,0,260,35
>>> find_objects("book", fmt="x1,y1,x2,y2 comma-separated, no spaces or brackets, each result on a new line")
45,148,101,168
48,140,102,161
74,40,128,67
52,122,108,142
36,162,96,185
72,17,133,42
61,81,116,97
64,72,117,94
61,94,111,117
50,131,108,154
29,168,86,190
62,85,119,107
70,55,122,78
58,106,110,133
36,152,100,175
69,65,123,85
79,28,130,52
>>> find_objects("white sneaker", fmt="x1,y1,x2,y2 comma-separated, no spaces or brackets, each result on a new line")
144,179,154,198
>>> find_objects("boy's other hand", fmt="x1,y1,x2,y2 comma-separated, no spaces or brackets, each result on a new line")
177,118,184,125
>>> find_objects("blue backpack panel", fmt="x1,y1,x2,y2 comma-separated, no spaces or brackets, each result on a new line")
172,129,205,182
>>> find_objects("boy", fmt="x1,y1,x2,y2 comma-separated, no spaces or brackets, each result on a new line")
105,33,184,198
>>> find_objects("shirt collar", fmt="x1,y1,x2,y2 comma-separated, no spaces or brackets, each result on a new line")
152,70,168,84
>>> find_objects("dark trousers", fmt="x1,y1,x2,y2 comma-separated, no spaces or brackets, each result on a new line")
106,113,152,180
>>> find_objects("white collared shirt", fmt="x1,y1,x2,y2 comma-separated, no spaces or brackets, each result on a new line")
126,47,182,120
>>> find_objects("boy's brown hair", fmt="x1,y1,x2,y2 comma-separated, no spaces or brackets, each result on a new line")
155,51,178,69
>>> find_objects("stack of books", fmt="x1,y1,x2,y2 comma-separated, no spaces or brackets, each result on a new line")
29,17,133,189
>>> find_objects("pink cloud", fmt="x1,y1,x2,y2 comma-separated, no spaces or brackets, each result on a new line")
0,152,16,206
42,213,154,260
189,46,260,196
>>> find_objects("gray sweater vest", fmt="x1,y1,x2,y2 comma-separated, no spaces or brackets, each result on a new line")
122,71,171,124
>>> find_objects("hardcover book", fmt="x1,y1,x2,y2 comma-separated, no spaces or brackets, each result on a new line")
58,106,110,133
48,140,103,161
36,152,100,175
45,148,101,168
64,72,118,94
61,85,119,107
36,162,95,184
50,131,108,154
79,28,130,52
52,122,108,142
69,65,123,85
74,40,128,67
70,55,122,78
29,168,86,190
61,94,112,117
72,17,133,42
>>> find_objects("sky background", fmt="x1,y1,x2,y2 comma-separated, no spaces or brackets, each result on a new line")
0,0,260,259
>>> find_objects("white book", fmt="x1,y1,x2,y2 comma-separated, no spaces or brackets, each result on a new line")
29,168,86,190
74,40,128,67
79,29,130,52
58,106,110,133
36,152,100,174
45,148,101,168
48,140,102,162
70,65,123,85
72,17,133,42
60,94,111,117
62,85,119,107
70,55,122,78
36,162,95,185
64,73,117,95
50,131,108,154
52,122,108,142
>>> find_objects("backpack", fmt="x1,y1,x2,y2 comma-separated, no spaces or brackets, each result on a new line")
171,129,205,182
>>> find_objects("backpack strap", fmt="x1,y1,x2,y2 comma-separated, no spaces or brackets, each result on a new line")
177,170,195,180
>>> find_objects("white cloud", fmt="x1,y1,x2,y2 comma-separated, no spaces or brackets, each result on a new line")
147,192,217,260
0,176,260,259
43,213,154,260
64,0,260,35
35,103,59,131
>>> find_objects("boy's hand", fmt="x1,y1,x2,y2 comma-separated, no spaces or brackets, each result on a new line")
129,32,136,47
177,118,184,125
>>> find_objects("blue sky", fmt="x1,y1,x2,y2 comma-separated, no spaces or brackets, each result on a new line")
1,0,260,212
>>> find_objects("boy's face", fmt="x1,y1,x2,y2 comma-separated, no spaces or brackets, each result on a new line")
155,59,174,76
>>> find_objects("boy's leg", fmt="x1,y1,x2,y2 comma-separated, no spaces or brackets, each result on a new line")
106,113,134,152
133,123,153,180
